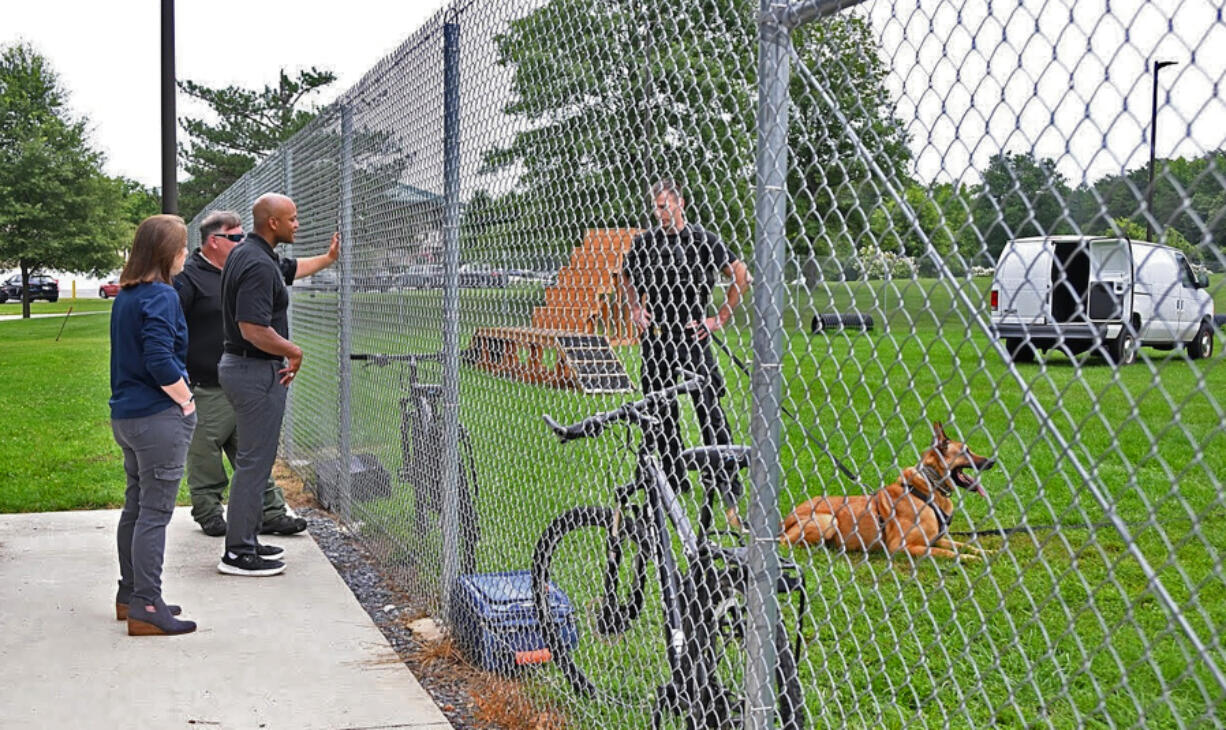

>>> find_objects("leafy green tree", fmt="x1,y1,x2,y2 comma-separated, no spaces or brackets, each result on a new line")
118,178,161,229
972,152,1074,261
0,44,126,317
1103,216,1199,263
178,68,336,221
867,182,978,276
479,1,909,271
1070,150,1226,269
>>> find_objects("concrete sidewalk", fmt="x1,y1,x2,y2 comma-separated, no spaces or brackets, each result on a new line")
0,507,453,730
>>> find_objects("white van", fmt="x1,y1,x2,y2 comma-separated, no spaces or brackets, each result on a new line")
990,236,1215,364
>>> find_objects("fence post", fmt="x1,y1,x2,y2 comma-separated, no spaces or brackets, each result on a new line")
746,3,791,726
439,17,463,621
282,149,296,462
337,104,355,520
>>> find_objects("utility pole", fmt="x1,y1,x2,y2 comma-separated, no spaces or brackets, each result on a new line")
1146,59,1177,241
160,0,177,213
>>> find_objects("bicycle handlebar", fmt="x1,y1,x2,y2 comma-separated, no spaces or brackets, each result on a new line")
542,370,706,443
349,352,446,366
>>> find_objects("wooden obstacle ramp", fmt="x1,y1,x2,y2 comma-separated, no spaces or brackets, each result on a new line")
465,327,633,394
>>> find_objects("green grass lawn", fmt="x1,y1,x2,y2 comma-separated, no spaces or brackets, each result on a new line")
312,277,1226,729
0,306,195,511
5,277,1225,727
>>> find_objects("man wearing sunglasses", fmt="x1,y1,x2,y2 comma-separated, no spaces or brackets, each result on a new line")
175,210,338,541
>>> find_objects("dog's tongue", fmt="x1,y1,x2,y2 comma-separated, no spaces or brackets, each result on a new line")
974,483,988,500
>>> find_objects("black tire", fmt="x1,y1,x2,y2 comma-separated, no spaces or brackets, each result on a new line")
99,290,108,299
399,397,480,577
1188,321,1214,360
46,295,58,303
456,426,481,576
1106,329,1138,366
693,583,805,729
531,506,656,703
1005,338,1036,363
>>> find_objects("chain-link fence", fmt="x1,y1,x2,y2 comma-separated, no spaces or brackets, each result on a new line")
189,0,1226,726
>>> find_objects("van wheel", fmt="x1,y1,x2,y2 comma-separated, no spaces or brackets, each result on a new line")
1006,338,1036,363
1188,322,1214,360
1107,331,1137,366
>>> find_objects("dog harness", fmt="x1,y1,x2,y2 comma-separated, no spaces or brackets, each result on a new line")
909,464,953,536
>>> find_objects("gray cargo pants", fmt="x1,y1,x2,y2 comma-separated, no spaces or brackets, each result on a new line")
112,404,197,605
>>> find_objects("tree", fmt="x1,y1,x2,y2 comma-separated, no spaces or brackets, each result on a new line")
867,181,978,276
479,0,910,271
177,68,336,221
1103,216,1200,263
1070,150,1226,270
972,152,1075,262
0,44,126,317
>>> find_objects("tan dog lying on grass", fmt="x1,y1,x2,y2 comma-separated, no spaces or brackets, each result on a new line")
780,422,995,560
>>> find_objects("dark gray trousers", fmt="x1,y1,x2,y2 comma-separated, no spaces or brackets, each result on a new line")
218,354,287,555
113,405,196,605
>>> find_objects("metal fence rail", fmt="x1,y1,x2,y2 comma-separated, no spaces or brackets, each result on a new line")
189,0,1226,726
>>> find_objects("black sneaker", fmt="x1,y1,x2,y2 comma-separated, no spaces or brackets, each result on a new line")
217,552,286,577
200,515,227,537
256,543,285,561
260,514,308,535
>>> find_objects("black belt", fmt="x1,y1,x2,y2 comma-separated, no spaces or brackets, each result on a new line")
222,344,280,360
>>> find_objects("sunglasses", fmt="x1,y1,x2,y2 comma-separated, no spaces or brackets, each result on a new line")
212,233,245,242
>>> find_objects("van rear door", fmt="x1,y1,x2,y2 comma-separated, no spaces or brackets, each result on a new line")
993,239,1051,325
1087,239,1132,322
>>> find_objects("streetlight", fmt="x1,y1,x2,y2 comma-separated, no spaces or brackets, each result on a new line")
1146,59,1178,241
161,0,177,214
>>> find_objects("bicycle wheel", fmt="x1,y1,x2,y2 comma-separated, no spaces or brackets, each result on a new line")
694,581,805,729
532,506,662,704
456,426,481,576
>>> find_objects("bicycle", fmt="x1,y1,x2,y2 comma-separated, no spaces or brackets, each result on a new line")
531,372,805,728
349,352,480,576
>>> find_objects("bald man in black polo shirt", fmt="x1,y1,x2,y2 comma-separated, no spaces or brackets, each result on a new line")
217,194,339,577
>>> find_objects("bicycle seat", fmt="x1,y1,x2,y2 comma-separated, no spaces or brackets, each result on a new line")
680,445,751,474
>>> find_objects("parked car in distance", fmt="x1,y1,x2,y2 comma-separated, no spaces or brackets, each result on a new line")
394,265,444,289
99,280,120,298
356,271,396,292
2,274,59,303
298,269,339,292
459,263,507,288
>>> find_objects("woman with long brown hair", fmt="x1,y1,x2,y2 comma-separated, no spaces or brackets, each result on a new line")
109,214,198,635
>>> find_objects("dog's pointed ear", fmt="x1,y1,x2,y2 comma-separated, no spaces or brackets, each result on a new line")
933,421,948,448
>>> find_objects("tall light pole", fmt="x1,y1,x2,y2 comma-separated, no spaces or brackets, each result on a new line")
161,0,177,214
1146,59,1177,241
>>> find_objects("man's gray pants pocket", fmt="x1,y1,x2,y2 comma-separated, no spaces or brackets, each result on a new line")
218,354,287,555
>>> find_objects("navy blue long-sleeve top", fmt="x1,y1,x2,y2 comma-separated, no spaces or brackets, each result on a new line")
109,282,189,419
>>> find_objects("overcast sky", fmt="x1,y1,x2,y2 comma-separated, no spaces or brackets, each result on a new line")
870,0,1226,186
3,0,1223,193
2,0,448,189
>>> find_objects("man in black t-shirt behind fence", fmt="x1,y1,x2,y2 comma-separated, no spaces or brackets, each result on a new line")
620,180,752,524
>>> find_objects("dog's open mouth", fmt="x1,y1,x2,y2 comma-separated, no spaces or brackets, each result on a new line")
952,464,991,497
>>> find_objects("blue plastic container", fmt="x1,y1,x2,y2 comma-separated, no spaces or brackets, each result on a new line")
449,570,578,673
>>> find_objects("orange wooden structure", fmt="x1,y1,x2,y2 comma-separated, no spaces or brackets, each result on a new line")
466,229,639,393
